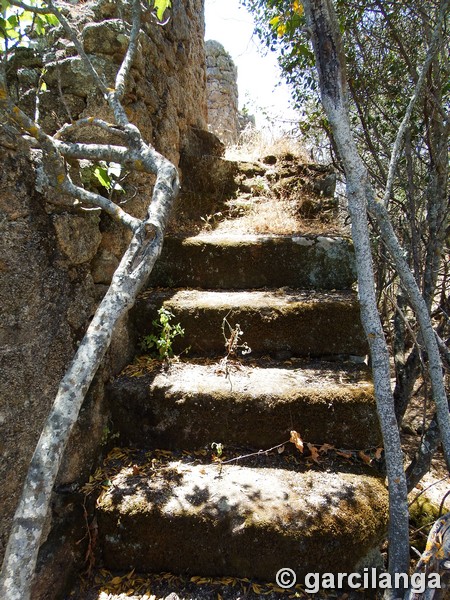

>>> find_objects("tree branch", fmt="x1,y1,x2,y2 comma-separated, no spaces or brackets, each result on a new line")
54,118,129,142
115,0,141,101
405,512,450,600
381,0,450,208
61,178,142,231
368,197,450,469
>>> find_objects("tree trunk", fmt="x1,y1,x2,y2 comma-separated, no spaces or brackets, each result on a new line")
302,0,410,593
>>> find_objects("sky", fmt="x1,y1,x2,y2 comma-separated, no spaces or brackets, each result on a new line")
204,0,298,131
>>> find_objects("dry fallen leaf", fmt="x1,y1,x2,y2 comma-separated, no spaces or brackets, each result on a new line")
358,450,372,465
374,447,384,460
336,450,353,459
290,430,304,453
307,443,320,463
319,443,334,454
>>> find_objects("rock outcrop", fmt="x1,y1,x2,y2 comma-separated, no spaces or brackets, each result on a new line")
205,39,240,145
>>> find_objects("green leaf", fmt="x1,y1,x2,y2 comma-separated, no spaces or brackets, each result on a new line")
35,15,45,35
153,0,171,22
44,13,59,27
7,14,18,27
93,166,112,190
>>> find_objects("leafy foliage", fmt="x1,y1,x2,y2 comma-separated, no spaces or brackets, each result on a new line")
142,307,185,361
0,0,58,49
244,0,449,417
0,0,172,49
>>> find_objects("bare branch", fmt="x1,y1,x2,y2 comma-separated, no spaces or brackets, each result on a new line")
368,197,450,469
0,140,179,600
302,0,410,586
8,0,51,15
115,0,141,101
405,512,450,600
381,0,450,207
46,0,109,96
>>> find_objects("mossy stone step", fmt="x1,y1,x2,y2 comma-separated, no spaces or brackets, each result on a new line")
97,459,388,581
109,359,380,449
148,234,357,290
132,289,368,358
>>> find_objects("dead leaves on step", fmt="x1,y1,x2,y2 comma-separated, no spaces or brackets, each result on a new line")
288,430,382,468
94,568,309,598
81,441,385,501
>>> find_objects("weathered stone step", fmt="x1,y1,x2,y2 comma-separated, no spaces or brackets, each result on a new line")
132,289,368,358
148,233,357,290
109,359,379,449
97,457,388,581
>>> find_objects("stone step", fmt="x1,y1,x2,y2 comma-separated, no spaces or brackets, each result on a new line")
109,359,380,449
148,233,357,290
96,454,388,582
132,288,368,358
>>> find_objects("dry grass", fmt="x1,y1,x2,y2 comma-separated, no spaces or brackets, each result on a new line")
209,194,339,236
225,127,309,163
169,130,343,237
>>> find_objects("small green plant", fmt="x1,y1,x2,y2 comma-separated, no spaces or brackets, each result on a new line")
141,307,185,361
211,442,223,458
101,424,120,447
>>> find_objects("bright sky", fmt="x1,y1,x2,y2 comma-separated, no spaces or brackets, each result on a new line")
204,0,298,131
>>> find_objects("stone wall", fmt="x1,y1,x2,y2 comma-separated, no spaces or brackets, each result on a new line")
0,1,208,596
205,39,240,145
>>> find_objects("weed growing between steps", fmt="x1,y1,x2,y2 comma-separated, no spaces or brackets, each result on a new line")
141,308,186,363
81,443,386,500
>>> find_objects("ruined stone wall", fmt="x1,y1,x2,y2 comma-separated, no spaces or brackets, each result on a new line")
205,39,240,145
0,1,207,596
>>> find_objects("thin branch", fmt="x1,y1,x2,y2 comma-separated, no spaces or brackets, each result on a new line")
61,178,142,231
0,78,145,232
368,196,450,470
0,140,179,600
8,0,51,15
115,0,141,101
303,0,410,586
435,332,450,367
405,512,450,600
43,0,109,95
382,0,450,207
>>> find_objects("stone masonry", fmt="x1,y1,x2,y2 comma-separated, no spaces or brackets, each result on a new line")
205,39,240,145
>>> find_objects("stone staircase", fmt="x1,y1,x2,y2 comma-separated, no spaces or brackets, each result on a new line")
77,157,389,598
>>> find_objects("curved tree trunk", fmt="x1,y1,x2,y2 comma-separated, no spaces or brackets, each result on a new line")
0,156,179,600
